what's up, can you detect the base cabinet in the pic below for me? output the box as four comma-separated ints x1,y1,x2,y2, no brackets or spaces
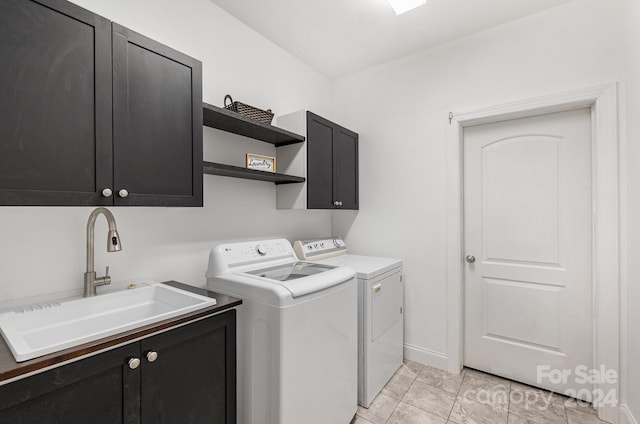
0,311,236,424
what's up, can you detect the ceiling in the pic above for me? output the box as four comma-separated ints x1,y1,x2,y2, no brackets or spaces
209,0,573,78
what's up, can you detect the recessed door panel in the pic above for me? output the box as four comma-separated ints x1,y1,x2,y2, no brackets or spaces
0,0,112,205
112,23,202,207
483,136,560,265
306,112,334,209
334,127,359,210
483,278,562,351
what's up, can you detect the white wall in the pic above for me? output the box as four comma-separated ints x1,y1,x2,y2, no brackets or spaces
623,0,640,420
331,0,626,370
0,0,333,302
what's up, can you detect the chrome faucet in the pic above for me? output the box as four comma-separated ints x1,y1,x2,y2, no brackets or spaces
84,208,122,297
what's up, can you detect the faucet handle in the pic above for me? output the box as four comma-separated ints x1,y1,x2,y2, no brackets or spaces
94,266,112,288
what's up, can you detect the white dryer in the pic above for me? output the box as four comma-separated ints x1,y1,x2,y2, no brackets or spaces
294,237,403,408
206,238,357,424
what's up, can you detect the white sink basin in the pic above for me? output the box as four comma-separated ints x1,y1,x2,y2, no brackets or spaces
0,281,217,362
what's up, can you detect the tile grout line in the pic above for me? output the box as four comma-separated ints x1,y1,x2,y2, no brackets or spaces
383,362,422,424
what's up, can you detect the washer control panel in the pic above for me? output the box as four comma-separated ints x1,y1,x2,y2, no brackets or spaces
293,237,346,261
212,238,294,268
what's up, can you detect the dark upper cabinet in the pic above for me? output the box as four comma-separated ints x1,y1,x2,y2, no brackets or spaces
0,0,202,206
112,24,202,207
0,0,113,206
307,112,359,210
0,310,236,424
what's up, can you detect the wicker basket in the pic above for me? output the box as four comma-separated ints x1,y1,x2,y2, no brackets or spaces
224,95,274,124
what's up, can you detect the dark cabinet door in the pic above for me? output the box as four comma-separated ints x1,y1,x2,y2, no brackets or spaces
306,112,359,210
140,310,236,424
333,126,359,210
307,112,335,209
0,0,112,206
0,343,141,423
112,23,203,207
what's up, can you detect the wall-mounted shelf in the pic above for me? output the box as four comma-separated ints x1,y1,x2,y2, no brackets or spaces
203,162,305,185
203,103,305,147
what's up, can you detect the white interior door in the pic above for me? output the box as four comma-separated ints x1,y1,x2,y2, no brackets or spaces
463,108,593,395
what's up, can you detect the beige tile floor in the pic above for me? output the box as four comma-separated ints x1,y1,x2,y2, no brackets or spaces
352,360,609,424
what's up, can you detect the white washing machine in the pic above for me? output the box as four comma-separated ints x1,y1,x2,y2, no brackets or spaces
206,238,357,424
294,237,403,408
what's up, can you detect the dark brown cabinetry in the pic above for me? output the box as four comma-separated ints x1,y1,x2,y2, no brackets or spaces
0,0,202,206
112,24,202,207
307,112,359,210
0,311,236,424
0,0,113,206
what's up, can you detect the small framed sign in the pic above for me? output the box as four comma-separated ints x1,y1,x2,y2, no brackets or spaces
246,153,276,173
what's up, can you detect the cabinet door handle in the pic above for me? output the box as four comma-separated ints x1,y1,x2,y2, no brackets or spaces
118,189,129,198
128,357,141,370
146,351,158,363
372,283,382,294
334,200,343,207
102,188,113,198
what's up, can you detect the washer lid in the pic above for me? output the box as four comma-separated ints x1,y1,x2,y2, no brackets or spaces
247,262,336,282
243,263,355,298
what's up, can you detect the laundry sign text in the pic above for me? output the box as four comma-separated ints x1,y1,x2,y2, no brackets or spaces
246,154,276,173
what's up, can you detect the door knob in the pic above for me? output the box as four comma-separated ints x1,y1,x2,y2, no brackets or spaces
118,189,129,198
465,255,476,264
128,357,141,370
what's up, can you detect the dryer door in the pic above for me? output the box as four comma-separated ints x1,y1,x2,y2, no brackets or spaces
371,271,403,341
363,269,404,407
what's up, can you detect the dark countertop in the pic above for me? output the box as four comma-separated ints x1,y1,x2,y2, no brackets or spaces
0,281,241,384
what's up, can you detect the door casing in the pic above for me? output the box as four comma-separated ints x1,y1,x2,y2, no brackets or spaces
446,83,620,423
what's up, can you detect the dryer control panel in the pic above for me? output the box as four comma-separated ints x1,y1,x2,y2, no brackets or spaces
294,237,347,261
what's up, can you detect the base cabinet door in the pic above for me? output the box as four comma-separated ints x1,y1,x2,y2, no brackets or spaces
0,343,141,423
141,311,237,424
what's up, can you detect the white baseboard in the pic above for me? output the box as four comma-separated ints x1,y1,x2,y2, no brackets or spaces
403,343,448,370
621,404,639,424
